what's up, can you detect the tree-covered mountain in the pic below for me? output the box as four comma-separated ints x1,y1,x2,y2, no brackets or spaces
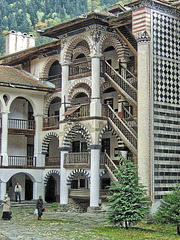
0,0,131,55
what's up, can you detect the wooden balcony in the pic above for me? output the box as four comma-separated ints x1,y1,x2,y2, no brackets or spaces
69,189,109,200
69,60,91,79
8,156,36,168
8,119,35,135
64,152,91,168
64,104,90,120
45,157,60,168
69,60,105,80
40,74,61,89
43,116,59,130
48,74,61,89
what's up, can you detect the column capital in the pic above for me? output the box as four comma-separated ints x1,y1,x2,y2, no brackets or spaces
90,53,103,59
1,110,10,114
34,114,44,118
61,61,71,67
137,30,150,44
89,145,102,150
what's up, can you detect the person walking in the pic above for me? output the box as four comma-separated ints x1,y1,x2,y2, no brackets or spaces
14,182,22,203
2,193,11,220
36,196,44,220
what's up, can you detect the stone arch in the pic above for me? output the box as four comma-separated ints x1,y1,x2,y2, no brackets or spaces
66,169,91,186
100,81,113,95
63,123,92,149
44,170,60,186
71,88,90,102
8,95,36,116
7,171,36,183
63,35,92,62
98,124,122,147
99,33,128,59
44,92,61,116
42,132,59,154
40,57,60,79
72,46,91,61
68,79,91,102
99,170,106,178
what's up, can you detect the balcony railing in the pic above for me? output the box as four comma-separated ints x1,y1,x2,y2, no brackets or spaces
45,157,60,167
69,60,91,77
48,74,61,89
64,152,91,168
40,74,61,89
8,156,36,167
43,116,59,129
8,119,35,130
65,104,90,120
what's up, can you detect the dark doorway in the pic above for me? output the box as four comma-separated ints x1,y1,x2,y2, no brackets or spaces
102,138,110,156
72,141,80,152
25,179,33,200
45,175,56,202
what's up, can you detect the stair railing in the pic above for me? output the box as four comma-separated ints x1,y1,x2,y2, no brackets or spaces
122,105,137,134
119,63,137,88
104,60,137,106
104,151,118,182
105,104,137,156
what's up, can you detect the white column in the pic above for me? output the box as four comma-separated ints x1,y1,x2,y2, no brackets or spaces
90,55,102,117
60,63,70,121
1,111,9,166
137,36,151,194
90,145,101,207
0,182,6,200
33,182,44,200
120,151,128,159
59,147,70,204
118,95,126,119
34,115,44,167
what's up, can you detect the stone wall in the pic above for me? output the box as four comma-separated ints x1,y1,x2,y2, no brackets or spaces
58,198,89,213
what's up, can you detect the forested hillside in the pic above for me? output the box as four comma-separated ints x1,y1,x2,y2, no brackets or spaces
0,0,131,55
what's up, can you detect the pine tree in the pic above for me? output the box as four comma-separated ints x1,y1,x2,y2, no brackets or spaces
155,186,180,235
107,156,150,229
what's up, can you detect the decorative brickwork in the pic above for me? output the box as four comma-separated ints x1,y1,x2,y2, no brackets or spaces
66,169,91,186
153,10,180,199
42,132,59,154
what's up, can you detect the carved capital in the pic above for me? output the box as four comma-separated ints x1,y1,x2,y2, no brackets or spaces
137,30,151,43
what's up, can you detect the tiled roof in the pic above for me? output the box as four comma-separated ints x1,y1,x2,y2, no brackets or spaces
0,65,54,91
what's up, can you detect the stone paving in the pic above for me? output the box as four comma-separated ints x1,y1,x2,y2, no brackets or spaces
0,204,109,240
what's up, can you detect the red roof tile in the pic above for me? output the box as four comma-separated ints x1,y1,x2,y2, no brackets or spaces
0,66,54,91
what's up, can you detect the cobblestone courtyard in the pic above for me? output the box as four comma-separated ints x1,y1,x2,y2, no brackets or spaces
0,204,109,240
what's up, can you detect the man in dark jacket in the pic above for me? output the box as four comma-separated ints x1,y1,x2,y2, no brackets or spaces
36,196,43,220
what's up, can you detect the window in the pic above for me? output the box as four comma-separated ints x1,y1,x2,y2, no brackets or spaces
71,180,78,189
80,179,85,188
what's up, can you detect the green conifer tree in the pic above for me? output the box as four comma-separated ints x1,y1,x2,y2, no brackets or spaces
155,186,180,235
107,156,150,229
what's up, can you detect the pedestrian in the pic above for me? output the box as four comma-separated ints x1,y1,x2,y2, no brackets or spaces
36,195,44,220
2,193,11,220
14,182,22,203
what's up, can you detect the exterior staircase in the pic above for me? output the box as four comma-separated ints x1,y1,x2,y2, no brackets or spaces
104,60,137,107
103,61,138,157
115,26,137,55
105,104,137,156
104,151,118,182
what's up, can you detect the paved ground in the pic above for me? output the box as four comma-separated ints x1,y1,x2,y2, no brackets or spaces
0,204,109,240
